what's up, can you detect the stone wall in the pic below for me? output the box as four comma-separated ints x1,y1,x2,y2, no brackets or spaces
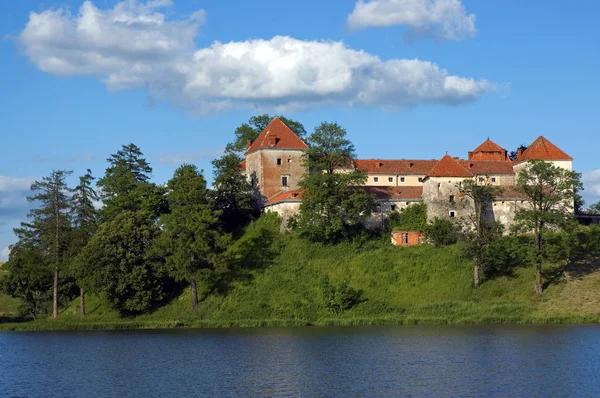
246,148,306,200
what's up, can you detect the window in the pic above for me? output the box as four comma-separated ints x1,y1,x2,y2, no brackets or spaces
391,205,396,211
388,177,394,183
277,158,282,165
478,176,484,183
402,233,408,244
491,177,497,183
281,176,288,187
374,177,379,183
449,195,455,202
418,177,423,182
400,177,406,183
449,211,456,218
287,158,292,163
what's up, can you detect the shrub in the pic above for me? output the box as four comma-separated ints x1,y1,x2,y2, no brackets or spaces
424,217,459,246
320,276,363,313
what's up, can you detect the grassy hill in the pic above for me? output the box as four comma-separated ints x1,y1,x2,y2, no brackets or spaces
1,233,599,331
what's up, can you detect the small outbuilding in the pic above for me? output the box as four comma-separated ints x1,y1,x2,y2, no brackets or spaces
391,231,424,246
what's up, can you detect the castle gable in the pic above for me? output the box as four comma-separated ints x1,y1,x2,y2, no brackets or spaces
425,154,473,179
246,118,308,153
514,136,572,164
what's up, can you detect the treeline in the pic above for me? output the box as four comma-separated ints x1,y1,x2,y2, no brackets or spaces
2,114,598,319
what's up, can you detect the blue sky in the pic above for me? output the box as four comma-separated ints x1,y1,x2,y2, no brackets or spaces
1,0,599,259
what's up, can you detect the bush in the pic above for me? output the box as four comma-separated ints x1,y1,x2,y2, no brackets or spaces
424,217,459,246
392,203,427,232
320,276,363,313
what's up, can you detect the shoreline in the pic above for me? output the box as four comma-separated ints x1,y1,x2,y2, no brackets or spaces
2,314,599,332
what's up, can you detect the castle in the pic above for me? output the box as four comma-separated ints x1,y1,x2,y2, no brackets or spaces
243,118,574,231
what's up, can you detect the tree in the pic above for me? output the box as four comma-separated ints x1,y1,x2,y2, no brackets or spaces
211,151,258,232
14,170,73,319
457,179,504,286
97,143,161,220
69,169,99,316
1,243,52,318
508,145,528,161
294,122,375,243
158,164,229,309
424,217,458,247
586,200,600,214
513,160,583,294
226,114,307,153
304,122,355,174
78,211,165,314
391,203,427,232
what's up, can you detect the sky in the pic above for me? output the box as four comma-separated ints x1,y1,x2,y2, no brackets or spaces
1,0,599,260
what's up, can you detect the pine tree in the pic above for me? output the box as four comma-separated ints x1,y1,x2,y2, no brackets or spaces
70,169,99,316
14,170,73,318
158,164,229,308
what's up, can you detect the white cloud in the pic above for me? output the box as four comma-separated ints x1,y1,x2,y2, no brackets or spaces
158,148,224,165
347,0,477,41
1,247,10,262
583,169,600,200
15,1,491,114
0,176,34,192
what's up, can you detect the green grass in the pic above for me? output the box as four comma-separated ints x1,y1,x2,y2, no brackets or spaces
2,235,600,331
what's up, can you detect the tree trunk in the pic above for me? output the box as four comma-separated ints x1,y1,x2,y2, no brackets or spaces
535,231,543,295
52,268,59,319
80,288,85,317
191,278,198,309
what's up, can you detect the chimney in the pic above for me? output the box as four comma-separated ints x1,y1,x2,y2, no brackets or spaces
517,148,524,156
468,151,473,160
453,157,459,160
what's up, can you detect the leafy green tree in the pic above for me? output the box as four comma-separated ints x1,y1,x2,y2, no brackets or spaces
320,276,362,313
14,170,73,319
391,203,427,232
97,143,165,220
78,211,165,314
304,121,355,174
586,200,600,214
157,164,229,309
226,114,307,153
1,244,52,318
513,160,583,294
424,218,459,247
69,169,99,316
457,179,504,286
294,122,374,243
211,151,258,232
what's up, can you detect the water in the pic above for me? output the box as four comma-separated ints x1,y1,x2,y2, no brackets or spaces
1,325,599,397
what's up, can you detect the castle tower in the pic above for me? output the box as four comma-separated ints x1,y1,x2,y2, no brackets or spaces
245,117,308,201
468,138,509,161
513,136,573,174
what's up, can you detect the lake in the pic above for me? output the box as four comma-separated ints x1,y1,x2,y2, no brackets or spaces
1,325,599,397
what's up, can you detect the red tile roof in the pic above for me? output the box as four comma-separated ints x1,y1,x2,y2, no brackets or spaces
364,186,423,200
264,189,304,206
473,138,506,153
246,118,308,153
239,159,246,171
426,155,473,178
355,159,438,175
514,136,572,164
494,186,528,200
462,160,514,175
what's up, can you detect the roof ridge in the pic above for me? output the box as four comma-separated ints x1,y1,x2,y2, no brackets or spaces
246,118,308,153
